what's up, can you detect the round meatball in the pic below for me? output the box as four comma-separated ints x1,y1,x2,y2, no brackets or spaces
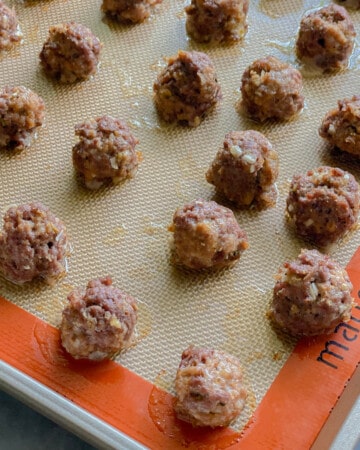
240,56,304,122
319,96,360,157
185,0,249,44
72,116,140,189
206,130,279,208
0,86,45,150
0,202,68,284
286,166,360,246
269,249,353,336
40,22,102,83
60,276,138,361
296,4,355,71
169,199,248,269
0,1,22,51
174,346,247,428
102,0,162,23
153,50,222,127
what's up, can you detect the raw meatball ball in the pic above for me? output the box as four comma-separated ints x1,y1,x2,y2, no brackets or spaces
286,166,360,246
174,346,247,428
296,4,355,71
153,50,222,127
240,56,304,122
40,22,102,83
169,199,248,269
0,86,45,150
185,0,249,44
319,95,360,156
0,1,22,51
60,276,138,361
102,0,162,23
269,249,353,336
206,130,279,208
0,202,68,284
72,115,140,189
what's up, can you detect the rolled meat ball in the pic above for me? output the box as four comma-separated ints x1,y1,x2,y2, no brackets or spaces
269,249,353,336
174,346,247,428
0,202,69,284
60,276,138,361
40,22,102,83
102,0,162,23
185,0,249,44
169,199,248,270
206,130,279,208
153,50,222,127
240,56,304,122
286,166,360,246
296,4,355,71
0,1,22,51
319,95,360,157
0,86,45,150
72,115,140,189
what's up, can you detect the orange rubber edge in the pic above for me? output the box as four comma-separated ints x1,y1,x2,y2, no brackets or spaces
0,247,359,449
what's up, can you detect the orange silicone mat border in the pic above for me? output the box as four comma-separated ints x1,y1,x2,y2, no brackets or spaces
0,248,360,449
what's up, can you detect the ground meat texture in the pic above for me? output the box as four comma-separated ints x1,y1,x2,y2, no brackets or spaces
174,346,247,428
206,130,279,208
0,203,68,284
0,1,22,51
240,56,304,122
0,86,45,150
72,116,140,189
270,249,353,336
286,166,360,246
60,277,138,361
102,0,162,23
169,199,248,269
319,96,360,157
39,22,102,83
153,50,222,127
185,0,249,44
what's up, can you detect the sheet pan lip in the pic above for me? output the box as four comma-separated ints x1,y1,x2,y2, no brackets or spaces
0,360,147,450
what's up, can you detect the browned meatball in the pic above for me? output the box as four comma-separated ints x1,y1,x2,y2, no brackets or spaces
336,0,360,8
174,346,247,428
72,116,140,189
0,202,68,284
0,86,45,150
169,199,248,269
240,56,304,122
153,50,222,127
0,1,22,51
206,130,279,208
40,22,102,83
296,5,355,71
269,249,353,336
185,0,249,44
102,0,162,23
319,96,360,156
60,277,138,361
286,166,360,246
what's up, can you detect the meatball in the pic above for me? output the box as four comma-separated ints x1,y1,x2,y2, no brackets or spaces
0,86,45,150
296,4,355,71
286,166,360,246
336,0,360,9
319,96,360,157
174,346,247,428
240,56,304,122
60,277,138,361
269,249,353,336
0,202,68,284
72,116,140,189
0,1,22,51
169,199,248,269
153,50,222,127
185,0,249,44
206,130,279,208
40,22,102,83
102,0,162,23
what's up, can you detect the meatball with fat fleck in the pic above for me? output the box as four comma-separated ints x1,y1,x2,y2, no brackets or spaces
0,1,22,51
102,0,162,23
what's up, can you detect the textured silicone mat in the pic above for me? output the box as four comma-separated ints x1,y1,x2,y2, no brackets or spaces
0,0,360,440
